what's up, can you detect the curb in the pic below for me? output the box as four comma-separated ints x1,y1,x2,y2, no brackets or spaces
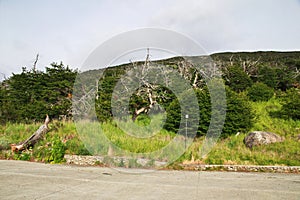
180,164,300,173
64,155,300,173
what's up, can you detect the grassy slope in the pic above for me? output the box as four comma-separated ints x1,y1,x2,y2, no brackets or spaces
194,97,300,166
0,98,299,166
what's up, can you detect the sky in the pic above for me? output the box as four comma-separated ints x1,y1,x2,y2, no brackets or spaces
0,0,300,79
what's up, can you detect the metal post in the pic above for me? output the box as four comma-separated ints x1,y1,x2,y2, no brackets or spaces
185,114,189,149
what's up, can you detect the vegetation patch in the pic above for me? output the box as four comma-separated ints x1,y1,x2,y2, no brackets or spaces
0,51,299,167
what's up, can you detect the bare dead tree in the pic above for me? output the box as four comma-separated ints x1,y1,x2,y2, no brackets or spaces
72,87,97,117
115,50,211,121
214,54,262,78
33,53,39,73
229,54,234,66
239,56,261,76
131,50,158,120
0,72,6,82
11,115,50,152
292,67,300,79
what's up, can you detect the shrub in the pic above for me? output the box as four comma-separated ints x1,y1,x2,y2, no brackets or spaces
280,88,300,120
247,82,274,102
65,138,91,155
14,151,32,161
165,86,254,138
222,88,255,137
257,65,277,88
223,65,253,92
49,137,66,163
33,136,66,163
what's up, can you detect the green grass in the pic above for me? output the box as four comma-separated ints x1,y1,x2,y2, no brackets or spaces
74,120,183,162
0,119,178,163
250,97,300,138
0,121,88,162
199,134,300,166
0,97,299,166
177,97,300,166
102,122,175,153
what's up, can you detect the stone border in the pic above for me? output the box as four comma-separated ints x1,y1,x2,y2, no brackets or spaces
64,155,300,173
180,164,300,173
64,154,167,168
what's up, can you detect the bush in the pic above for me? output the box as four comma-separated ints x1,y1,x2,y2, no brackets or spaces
49,137,66,163
195,88,211,136
280,88,300,120
222,88,255,137
0,63,77,123
65,138,91,155
33,136,66,163
165,86,254,138
257,65,277,88
14,151,32,161
223,65,253,92
198,86,254,138
164,99,181,133
247,82,274,102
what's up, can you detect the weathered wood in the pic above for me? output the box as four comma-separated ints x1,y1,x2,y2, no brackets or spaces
11,115,50,152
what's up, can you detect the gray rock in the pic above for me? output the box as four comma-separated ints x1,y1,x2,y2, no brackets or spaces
244,131,284,149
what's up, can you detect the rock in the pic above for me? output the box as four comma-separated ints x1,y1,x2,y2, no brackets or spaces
244,131,284,149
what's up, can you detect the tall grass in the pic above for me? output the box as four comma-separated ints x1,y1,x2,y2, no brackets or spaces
199,134,300,166
74,119,183,163
250,97,300,138
0,97,299,166
177,97,300,166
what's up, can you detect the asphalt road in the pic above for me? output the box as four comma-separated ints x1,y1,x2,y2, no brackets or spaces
0,160,299,200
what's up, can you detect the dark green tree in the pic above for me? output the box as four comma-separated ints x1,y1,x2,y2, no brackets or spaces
43,62,77,119
164,98,181,133
0,63,77,123
247,82,274,102
96,68,125,122
275,66,294,91
280,88,300,120
257,65,277,88
223,88,254,137
165,86,254,138
223,65,253,92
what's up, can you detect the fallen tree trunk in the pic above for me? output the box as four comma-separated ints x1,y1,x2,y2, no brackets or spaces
11,115,50,152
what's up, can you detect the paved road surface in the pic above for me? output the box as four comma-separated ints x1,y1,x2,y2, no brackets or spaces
0,160,299,200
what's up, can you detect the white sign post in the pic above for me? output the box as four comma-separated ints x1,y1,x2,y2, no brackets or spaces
185,114,189,149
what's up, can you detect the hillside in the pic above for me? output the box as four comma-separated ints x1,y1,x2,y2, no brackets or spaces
0,51,299,167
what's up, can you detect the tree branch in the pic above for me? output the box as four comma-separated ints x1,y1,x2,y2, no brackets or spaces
11,115,50,152
33,53,39,73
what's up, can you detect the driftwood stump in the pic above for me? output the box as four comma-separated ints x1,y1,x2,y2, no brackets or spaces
10,115,50,152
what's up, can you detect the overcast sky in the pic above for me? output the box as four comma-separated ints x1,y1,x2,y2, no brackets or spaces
0,0,300,79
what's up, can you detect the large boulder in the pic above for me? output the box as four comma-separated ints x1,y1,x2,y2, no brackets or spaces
244,131,284,149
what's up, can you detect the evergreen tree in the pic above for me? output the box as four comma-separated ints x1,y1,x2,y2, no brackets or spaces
223,88,254,137
223,65,253,92
0,63,77,123
280,88,300,120
257,65,277,88
165,86,254,138
247,82,274,102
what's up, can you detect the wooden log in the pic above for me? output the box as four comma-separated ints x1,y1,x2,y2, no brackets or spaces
11,115,50,152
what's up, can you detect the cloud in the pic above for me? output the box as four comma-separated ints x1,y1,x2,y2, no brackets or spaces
149,0,300,52
0,0,299,77
149,0,242,51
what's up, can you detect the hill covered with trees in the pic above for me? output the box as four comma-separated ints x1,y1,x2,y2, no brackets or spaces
1,51,299,138
0,51,299,166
